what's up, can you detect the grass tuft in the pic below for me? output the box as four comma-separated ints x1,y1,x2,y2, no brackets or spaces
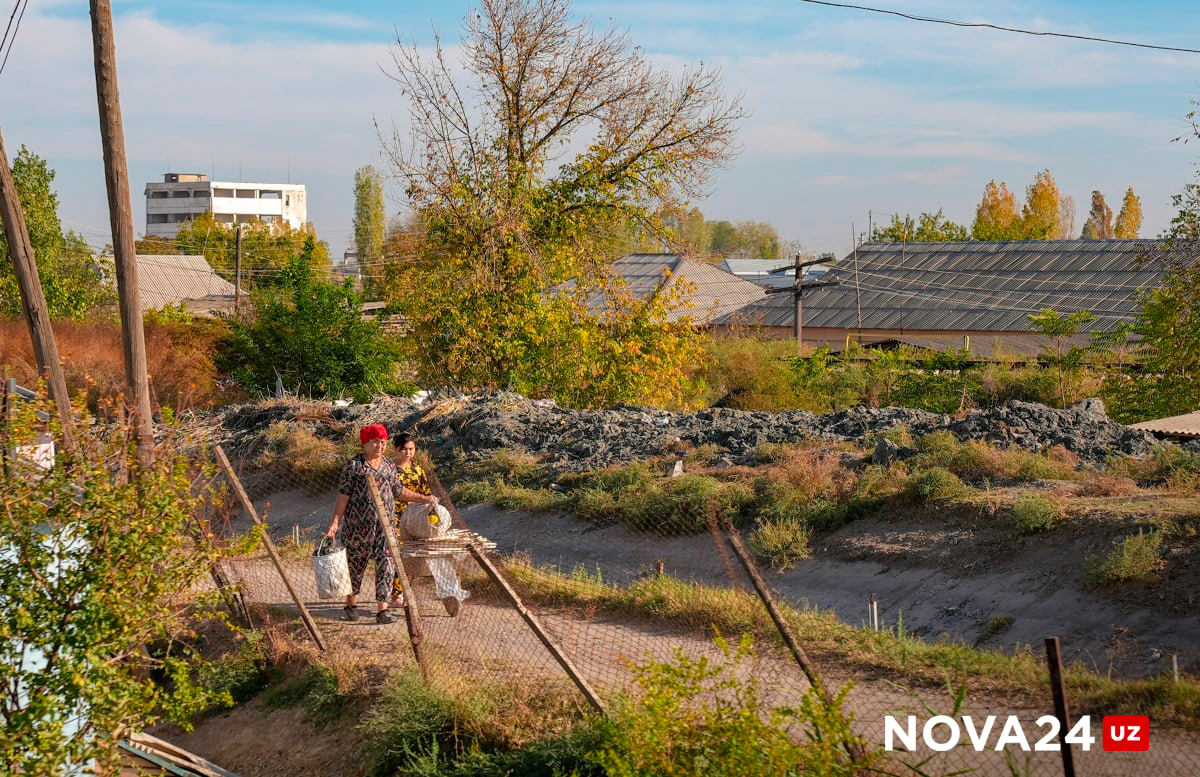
1084,529,1163,586
1011,492,1066,534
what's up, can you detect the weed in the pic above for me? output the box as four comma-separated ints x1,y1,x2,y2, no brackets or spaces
590,636,870,777
974,616,1015,647
1076,473,1139,497
453,478,498,505
199,630,272,707
904,466,968,502
748,517,812,570
1011,492,1065,534
1084,530,1164,586
492,483,572,513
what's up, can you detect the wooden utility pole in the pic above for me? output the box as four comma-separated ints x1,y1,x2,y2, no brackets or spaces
90,0,154,464
767,255,836,353
0,129,77,453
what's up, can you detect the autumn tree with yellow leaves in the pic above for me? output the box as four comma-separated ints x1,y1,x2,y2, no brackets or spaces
1114,187,1143,238
378,0,743,407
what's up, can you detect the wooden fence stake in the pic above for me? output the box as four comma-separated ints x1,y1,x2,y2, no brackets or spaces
365,473,428,680
214,445,326,651
722,517,866,762
1045,636,1078,777
424,467,606,714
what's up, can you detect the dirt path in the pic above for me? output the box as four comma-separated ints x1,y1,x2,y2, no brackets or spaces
183,491,1200,776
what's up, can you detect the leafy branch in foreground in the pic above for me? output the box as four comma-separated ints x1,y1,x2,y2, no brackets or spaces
0,397,225,775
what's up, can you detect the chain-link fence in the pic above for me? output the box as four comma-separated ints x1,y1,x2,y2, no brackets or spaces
204,404,1199,777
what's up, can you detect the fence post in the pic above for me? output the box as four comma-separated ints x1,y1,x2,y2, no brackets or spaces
424,466,606,714
214,445,327,651
1045,636,1077,777
365,473,428,680
722,518,866,762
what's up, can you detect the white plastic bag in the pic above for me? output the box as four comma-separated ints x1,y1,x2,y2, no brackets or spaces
311,539,352,599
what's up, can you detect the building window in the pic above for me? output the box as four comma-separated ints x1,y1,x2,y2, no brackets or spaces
260,190,281,200
171,190,190,198
235,189,256,199
213,188,234,198
150,191,169,199
148,214,169,224
215,213,235,223
261,215,277,224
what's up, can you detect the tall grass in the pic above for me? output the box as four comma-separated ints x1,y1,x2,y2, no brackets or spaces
0,317,236,412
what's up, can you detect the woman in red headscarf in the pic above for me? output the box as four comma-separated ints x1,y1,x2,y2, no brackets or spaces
324,424,402,624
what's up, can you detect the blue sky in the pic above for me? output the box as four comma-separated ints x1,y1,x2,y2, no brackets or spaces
4,0,1200,259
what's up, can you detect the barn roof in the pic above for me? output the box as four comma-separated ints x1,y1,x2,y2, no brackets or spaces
719,239,1177,331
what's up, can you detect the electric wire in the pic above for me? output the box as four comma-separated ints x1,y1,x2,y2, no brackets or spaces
795,0,1200,55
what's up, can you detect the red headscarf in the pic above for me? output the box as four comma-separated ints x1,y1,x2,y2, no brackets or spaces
359,423,389,444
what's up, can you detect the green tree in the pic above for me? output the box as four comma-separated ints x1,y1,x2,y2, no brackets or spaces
872,209,968,242
1087,190,1114,239
353,164,386,290
218,236,406,400
1,399,225,775
380,0,741,406
971,180,1021,240
1114,186,1142,238
173,213,330,288
0,146,115,319
1028,308,1097,406
1102,101,1200,421
1080,218,1098,240
706,219,780,258
1020,169,1064,239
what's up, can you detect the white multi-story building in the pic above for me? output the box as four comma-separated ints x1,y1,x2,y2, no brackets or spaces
144,173,307,238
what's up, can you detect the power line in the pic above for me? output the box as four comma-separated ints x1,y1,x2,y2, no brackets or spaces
795,0,1200,55
0,0,28,77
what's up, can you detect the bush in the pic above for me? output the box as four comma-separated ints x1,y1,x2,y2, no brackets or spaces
200,631,272,706
748,518,812,570
1,397,226,774
905,466,968,502
1012,492,1065,534
1085,530,1163,586
589,637,870,777
619,474,733,535
218,244,410,401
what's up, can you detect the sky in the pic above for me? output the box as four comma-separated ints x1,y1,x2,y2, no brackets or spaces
2,0,1200,260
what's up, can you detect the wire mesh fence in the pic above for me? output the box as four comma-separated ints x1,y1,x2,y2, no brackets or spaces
204,402,1199,777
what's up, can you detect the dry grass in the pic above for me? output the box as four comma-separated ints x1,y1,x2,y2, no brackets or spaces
249,423,346,494
0,317,237,412
1076,473,1139,497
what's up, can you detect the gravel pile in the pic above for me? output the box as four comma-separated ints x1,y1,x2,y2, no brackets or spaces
214,393,1166,472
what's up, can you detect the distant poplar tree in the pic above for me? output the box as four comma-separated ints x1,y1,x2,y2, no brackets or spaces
1114,187,1142,238
1020,169,1064,239
972,180,1021,240
353,164,385,286
1087,190,1114,239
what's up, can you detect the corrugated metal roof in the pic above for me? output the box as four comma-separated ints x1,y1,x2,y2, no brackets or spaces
1128,411,1200,438
719,239,1178,331
722,258,794,276
580,253,767,324
133,254,238,312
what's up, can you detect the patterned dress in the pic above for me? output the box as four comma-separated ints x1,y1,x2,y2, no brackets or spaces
336,454,400,602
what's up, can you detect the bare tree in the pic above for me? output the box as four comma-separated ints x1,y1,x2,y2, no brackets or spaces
380,0,743,264
376,0,744,400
